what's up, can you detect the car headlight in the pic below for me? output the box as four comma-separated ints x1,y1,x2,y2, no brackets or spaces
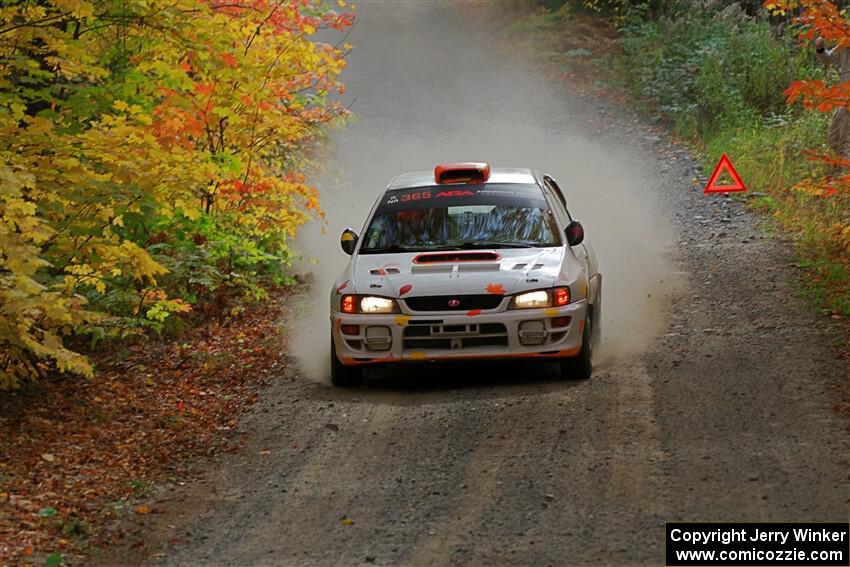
341,294,398,314
510,287,571,309
512,290,550,309
360,296,396,313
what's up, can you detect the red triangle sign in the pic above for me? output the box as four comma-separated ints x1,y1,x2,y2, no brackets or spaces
703,153,747,194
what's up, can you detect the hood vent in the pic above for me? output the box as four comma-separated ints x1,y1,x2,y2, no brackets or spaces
412,264,453,274
458,263,500,272
369,267,401,276
413,251,500,264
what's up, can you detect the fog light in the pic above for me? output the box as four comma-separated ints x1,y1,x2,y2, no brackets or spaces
518,320,547,346
551,316,571,329
363,326,392,351
341,324,360,336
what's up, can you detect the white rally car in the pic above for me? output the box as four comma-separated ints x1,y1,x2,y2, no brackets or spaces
330,163,601,386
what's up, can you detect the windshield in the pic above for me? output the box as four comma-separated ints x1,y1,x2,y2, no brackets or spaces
360,183,561,253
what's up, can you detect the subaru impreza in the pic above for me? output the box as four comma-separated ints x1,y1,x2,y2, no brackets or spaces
329,163,602,386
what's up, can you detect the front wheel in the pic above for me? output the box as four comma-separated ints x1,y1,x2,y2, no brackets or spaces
560,312,592,380
331,340,364,387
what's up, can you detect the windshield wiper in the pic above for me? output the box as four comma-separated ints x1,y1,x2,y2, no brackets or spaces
409,242,535,251
457,241,534,249
362,241,546,254
360,244,412,254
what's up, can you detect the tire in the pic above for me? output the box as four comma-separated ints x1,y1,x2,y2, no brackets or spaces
560,310,593,380
331,340,364,387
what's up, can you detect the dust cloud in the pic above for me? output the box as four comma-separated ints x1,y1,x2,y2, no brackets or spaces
289,2,676,381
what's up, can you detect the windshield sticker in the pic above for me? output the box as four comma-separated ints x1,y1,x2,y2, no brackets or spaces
378,184,546,212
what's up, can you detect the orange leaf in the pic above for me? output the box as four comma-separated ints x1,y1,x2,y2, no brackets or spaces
486,283,505,295
221,52,238,68
135,504,151,514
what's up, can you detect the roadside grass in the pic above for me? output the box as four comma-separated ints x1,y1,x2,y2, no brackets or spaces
490,2,850,326
701,113,850,317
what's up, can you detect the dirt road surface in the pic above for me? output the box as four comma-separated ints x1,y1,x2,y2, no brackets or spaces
105,3,849,566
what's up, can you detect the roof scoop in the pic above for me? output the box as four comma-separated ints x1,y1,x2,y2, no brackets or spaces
434,162,490,184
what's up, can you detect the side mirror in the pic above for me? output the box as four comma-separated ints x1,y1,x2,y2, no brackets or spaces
340,228,358,255
566,221,584,246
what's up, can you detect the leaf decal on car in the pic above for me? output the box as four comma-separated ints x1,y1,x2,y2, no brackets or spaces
485,283,505,295
466,309,481,317
398,284,412,296
336,280,349,294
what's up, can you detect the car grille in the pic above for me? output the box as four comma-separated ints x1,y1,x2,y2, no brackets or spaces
403,323,508,350
404,294,504,312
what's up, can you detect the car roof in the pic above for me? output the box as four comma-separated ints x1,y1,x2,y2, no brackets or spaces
385,167,539,191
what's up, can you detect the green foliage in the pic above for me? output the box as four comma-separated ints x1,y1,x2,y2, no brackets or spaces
703,112,830,192
530,0,777,17
128,478,150,497
619,10,825,135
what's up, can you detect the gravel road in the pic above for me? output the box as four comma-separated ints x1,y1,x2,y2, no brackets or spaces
106,3,849,566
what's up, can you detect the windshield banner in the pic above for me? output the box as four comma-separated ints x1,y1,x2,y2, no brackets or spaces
377,184,547,213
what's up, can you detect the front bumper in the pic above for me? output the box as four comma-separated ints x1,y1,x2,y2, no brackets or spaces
331,301,587,366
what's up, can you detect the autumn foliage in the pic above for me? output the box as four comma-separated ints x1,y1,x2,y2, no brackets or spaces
0,0,354,388
767,1,850,201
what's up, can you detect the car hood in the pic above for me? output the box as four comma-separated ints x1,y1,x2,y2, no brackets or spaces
350,248,571,298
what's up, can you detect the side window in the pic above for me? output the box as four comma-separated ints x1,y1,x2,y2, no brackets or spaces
543,175,571,220
543,176,571,227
